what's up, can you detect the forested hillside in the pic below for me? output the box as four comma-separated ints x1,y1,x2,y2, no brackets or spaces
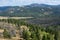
0,19,60,40
0,4,60,18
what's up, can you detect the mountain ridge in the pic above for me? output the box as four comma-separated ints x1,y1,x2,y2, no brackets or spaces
0,3,60,18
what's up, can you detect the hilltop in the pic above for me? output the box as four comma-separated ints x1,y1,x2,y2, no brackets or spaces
0,4,60,18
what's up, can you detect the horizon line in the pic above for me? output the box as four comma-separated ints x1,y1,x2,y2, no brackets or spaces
0,3,60,7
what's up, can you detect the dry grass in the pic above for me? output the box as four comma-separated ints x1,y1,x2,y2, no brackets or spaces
0,16,33,19
0,29,4,33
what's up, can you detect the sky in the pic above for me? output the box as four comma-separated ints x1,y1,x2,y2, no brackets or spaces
0,0,60,6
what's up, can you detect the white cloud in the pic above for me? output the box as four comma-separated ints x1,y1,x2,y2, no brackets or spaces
0,0,60,6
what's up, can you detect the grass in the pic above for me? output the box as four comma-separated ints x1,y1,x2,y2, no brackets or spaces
0,16,33,19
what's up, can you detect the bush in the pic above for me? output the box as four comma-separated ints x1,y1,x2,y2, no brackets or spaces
3,29,11,38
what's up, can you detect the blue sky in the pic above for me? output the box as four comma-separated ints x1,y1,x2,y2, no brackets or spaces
0,0,60,6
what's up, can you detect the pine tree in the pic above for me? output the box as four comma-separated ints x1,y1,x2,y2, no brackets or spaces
22,29,30,40
31,31,37,40
3,29,11,38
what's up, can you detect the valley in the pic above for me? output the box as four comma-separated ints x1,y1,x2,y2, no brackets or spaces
0,4,60,40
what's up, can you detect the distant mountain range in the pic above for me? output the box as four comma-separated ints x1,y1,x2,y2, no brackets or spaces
0,3,60,18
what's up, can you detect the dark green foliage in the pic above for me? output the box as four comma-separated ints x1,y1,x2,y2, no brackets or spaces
31,31,37,40
47,35,50,40
22,29,30,40
0,19,60,40
35,26,41,40
42,35,50,40
3,29,11,38
42,35,47,40
54,31,60,40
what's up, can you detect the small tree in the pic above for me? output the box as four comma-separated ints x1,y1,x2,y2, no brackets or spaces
31,31,37,40
42,35,47,40
22,29,30,40
3,29,11,38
